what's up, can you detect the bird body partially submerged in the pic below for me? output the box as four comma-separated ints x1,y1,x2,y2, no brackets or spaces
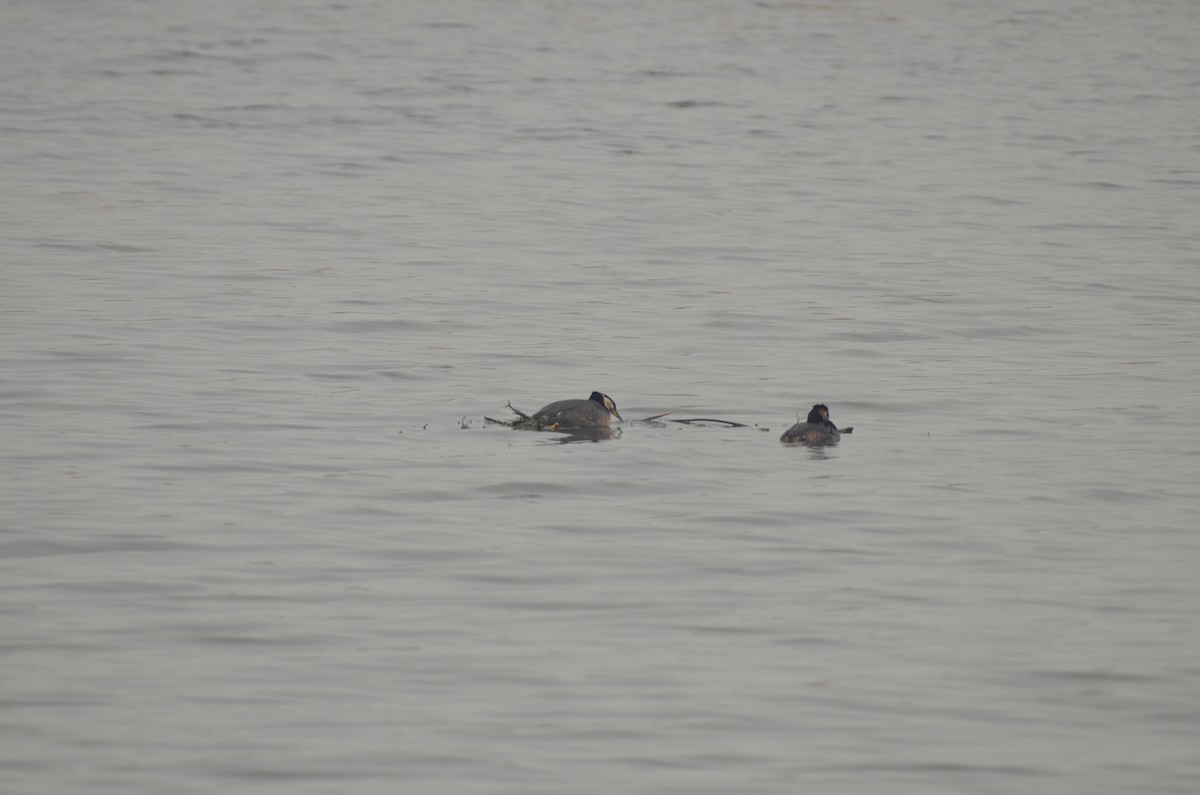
530,391,623,430
780,403,851,446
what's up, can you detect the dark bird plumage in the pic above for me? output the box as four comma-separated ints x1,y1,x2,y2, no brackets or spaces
780,403,851,446
532,391,623,430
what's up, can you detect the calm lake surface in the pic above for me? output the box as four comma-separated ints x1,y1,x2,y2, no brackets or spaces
3,1,1199,792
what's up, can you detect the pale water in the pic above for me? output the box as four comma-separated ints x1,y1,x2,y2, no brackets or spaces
2,1,1199,793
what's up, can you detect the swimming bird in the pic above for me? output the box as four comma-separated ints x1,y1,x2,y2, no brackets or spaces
780,403,850,446
532,391,623,430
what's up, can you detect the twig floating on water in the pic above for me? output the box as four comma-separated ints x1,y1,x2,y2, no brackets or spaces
667,420,748,427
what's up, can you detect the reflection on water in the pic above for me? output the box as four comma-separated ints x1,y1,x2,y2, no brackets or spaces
535,426,623,444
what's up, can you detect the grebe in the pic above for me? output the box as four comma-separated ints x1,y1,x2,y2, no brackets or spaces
532,391,623,430
780,403,850,446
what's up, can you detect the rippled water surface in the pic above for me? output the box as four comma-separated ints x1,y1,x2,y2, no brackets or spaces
3,1,1199,793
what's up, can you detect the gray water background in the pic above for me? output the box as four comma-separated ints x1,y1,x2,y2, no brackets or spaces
3,1,1199,792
